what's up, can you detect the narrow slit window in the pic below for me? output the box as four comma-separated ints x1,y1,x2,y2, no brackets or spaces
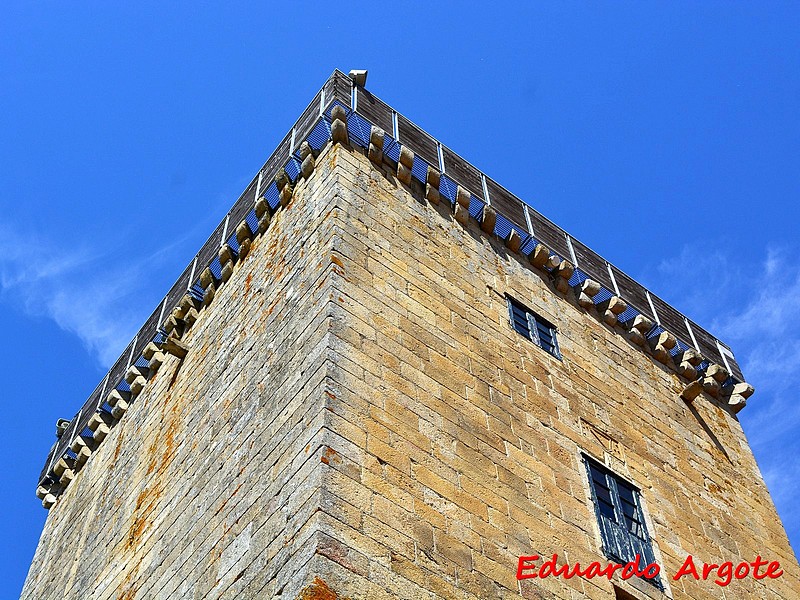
506,296,561,359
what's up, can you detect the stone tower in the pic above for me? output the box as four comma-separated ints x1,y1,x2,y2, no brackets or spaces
23,70,798,600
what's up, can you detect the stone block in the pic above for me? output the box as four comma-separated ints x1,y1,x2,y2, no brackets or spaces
456,186,471,209
301,154,315,179
368,143,382,164
426,166,441,189
331,118,348,145
279,185,293,207
369,126,384,149
255,197,270,219
274,168,291,191
399,145,414,169
163,336,189,359
129,375,147,398
142,342,160,360
454,202,470,225
106,389,129,408
111,400,129,420
299,141,314,160
236,220,253,244
397,162,412,185
199,267,214,288
220,261,234,283
218,244,234,266
93,423,111,443
706,363,729,383
505,229,521,253
425,184,440,205
88,412,113,432
529,243,551,269
238,238,251,258
681,380,703,402
481,206,496,234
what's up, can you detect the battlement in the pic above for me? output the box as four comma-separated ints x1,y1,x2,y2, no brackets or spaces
36,69,750,505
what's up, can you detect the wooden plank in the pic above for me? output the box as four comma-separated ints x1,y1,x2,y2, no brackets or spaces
569,238,614,290
441,146,483,199
355,88,393,135
526,208,571,259
294,89,324,144
397,114,438,167
647,292,697,351
485,178,528,231
610,266,656,320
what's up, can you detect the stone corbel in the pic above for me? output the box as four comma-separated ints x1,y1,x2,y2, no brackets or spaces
330,105,349,146
627,315,653,346
596,295,627,326
456,186,471,209
551,260,574,294
721,382,754,414
529,243,551,269
236,220,253,258
398,146,414,185
454,202,470,225
505,229,521,253
648,331,677,365
299,141,316,179
702,363,729,397
575,279,601,309
425,167,441,205
481,206,496,234
219,244,235,283
275,167,293,207
673,348,702,380
254,197,271,235
368,126,384,164
70,436,92,471
681,379,704,402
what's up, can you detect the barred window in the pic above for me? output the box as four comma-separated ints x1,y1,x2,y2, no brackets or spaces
584,456,660,586
507,296,561,359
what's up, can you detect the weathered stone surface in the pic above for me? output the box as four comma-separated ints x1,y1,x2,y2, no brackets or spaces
505,228,521,253
218,244,234,266
398,145,414,169
453,202,469,225
480,205,496,233
456,185,470,208
426,165,441,189
396,162,412,185
425,183,440,205
369,125,384,149
22,142,798,600
529,243,551,269
236,220,253,244
331,118,348,145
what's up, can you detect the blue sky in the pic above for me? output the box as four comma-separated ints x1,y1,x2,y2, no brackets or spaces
2,2,798,597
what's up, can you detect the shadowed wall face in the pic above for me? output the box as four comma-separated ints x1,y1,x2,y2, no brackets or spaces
21,145,350,600
22,143,799,600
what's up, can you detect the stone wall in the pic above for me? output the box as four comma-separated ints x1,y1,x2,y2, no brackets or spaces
22,140,799,600
302,144,799,599
22,143,350,600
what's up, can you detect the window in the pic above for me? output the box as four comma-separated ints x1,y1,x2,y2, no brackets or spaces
507,296,561,359
584,456,660,585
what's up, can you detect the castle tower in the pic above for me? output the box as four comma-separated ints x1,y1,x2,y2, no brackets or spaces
23,70,798,600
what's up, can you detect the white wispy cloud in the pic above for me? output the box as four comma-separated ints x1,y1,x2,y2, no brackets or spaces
648,242,800,550
0,225,181,367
